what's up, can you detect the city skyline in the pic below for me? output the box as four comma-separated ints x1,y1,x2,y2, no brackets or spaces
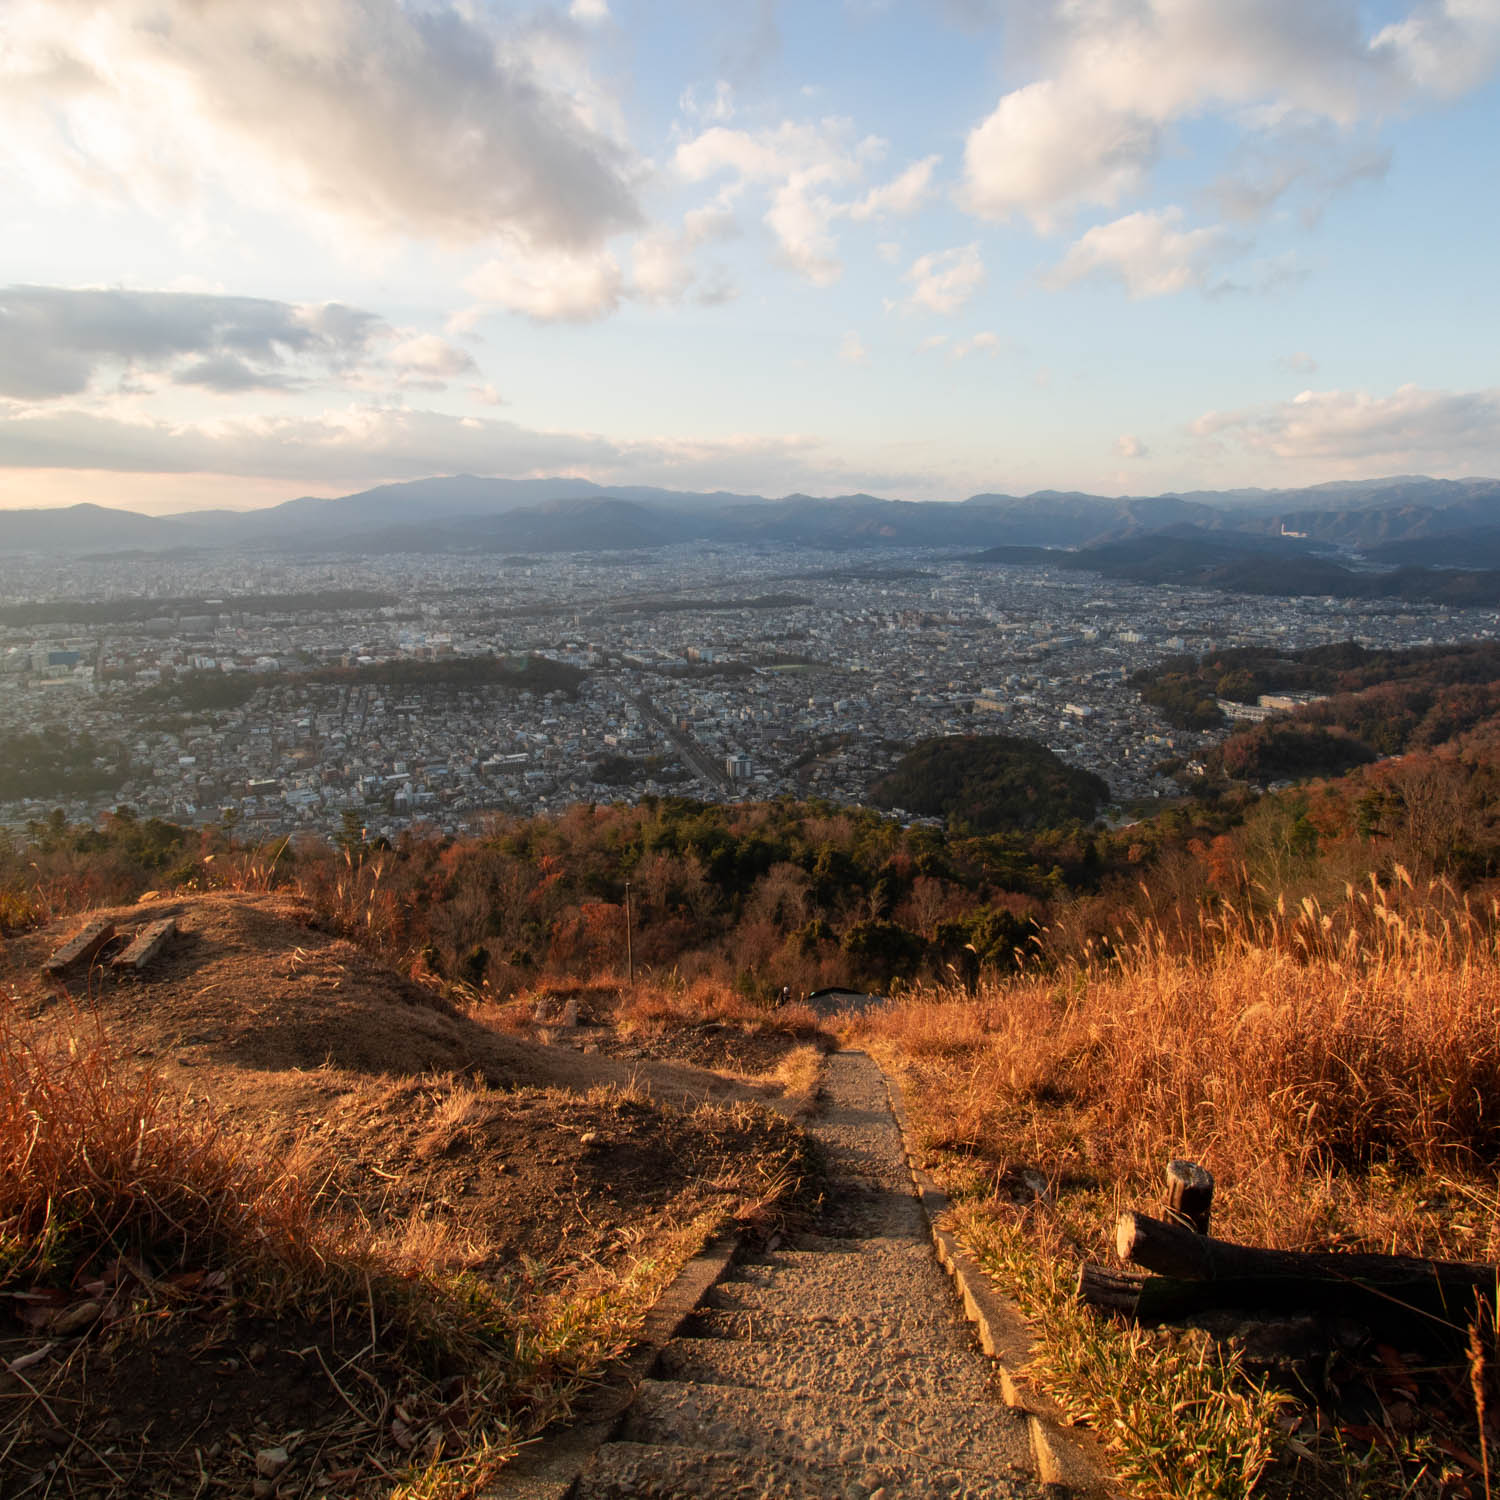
3,0,1499,514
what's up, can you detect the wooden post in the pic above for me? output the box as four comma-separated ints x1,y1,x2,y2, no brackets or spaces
1164,1159,1214,1235
623,880,633,986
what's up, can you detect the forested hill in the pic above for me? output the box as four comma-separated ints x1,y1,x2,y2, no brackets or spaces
868,734,1109,833
1136,640,1500,785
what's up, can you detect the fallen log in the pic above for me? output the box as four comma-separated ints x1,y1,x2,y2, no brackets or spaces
1076,1263,1146,1316
1118,1210,1498,1292
1114,1210,1498,1347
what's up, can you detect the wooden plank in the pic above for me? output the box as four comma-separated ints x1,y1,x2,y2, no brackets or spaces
112,918,176,972
42,919,115,975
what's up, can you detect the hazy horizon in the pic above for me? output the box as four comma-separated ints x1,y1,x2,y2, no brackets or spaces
12,469,1500,523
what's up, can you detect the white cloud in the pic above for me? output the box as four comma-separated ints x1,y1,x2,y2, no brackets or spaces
386,334,479,384
765,180,846,284
963,80,1159,230
1050,209,1239,299
1191,383,1500,470
1374,0,1500,96
839,331,871,366
464,246,623,322
0,0,641,251
0,397,861,498
848,155,940,220
904,243,985,315
1115,433,1148,458
632,235,697,304
0,285,477,398
631,203,740,305
1279,351,1320,374
676,119,883,284
959,0,1500,230
1208,122,1391,226
952,331,1001,359
675,120,934,285
679,80,735,122
569,0,610,23
919,334,949,353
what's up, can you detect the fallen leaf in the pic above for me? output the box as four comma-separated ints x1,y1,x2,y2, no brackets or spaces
5,1342,56,1374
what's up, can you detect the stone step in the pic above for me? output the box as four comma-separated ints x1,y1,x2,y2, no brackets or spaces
653,1334,995,1403
575,1439,1036,1500
620,1378,1033,1477
682,1304,969,1350
742,1237,935,1269
707,1275,971,1331
730,1250,956,1301
777,1229,931,1254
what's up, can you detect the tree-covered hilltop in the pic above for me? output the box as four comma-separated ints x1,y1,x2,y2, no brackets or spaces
1130,640,1500,784
868,734,1109,833
0,728,132,803
1133,640,1500,731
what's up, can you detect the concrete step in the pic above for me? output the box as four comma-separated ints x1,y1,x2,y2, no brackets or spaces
620,1377,1033,1477
729,1249,957,1302
574,1439,1037,1500
653,1334,996,1403
681,1304,967,1349
707,1274,969,1329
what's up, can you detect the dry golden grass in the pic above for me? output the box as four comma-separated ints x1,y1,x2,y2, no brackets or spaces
852,880,1500,1497
0,1011,810,1497
613,974,825,1040
0,1014,325,1293
860,879,1500,1253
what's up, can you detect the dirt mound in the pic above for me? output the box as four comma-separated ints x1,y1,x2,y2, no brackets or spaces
1,895,817,1499
3,892,773,1121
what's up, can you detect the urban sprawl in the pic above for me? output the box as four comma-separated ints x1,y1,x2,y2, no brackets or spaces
5,545,1493,838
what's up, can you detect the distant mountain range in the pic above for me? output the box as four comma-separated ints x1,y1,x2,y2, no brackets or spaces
5,474,1500,603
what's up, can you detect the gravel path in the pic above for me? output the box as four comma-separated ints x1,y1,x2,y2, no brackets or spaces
574,1051,1046,1498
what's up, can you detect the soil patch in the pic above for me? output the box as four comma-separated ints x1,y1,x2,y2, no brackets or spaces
595,1019,819,1076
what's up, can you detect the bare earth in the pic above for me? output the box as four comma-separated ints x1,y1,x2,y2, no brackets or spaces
573,1051,1048,1498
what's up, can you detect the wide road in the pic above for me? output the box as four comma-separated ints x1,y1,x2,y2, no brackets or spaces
633,690,735,793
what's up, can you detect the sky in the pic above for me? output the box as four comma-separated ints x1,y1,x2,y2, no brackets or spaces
2,0,1499,514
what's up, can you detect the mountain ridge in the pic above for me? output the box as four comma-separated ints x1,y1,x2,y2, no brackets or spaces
2,472,1499,558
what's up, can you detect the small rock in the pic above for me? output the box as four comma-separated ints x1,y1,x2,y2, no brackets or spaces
50,1300,102,1337
256,1445,289,1479
252,1480,275,1500
247,1341,268,1364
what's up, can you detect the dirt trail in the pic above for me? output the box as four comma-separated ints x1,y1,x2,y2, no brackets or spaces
573,1050,1047,1498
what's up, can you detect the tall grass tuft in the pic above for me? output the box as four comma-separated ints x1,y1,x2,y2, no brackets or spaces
0,1013,324,1291
866,882,1500,1211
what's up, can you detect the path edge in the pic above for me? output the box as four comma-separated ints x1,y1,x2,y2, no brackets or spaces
881,1064,1121,1500
479,1215,746,1500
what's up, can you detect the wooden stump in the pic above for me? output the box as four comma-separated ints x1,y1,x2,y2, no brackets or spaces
1164,1159,1214,1235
